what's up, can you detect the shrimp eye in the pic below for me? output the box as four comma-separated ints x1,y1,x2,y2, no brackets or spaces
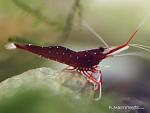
99,47,105,52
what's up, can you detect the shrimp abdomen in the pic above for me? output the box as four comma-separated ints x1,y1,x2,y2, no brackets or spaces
13,43,77,66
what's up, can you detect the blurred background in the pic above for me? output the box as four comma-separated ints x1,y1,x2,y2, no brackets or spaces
0,0,150,113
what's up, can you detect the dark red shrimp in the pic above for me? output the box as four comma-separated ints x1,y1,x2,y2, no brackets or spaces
5,27,138,100
5,42,107,98
5,16,149,100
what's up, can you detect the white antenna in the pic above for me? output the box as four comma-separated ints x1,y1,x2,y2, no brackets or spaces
130,44,150,53
131,44,150,49
114,52,144,57
82,20,109,48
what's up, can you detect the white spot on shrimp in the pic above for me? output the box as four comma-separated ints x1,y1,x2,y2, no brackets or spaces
84,54,87,56
28,44,32,46
77,56,79,60
62,52,65,55
94,52,97,55
56,46,59,48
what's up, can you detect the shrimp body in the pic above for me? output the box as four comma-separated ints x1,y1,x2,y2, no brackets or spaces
15,44,106,69
8,43,105,98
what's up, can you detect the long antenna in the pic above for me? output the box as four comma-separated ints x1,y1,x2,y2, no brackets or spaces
126,13,150,45
114,52,146,57
82,20,109,48
130,44,150,53
131,43,150,49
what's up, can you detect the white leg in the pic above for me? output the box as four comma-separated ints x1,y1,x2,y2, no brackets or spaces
94,82,102,101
